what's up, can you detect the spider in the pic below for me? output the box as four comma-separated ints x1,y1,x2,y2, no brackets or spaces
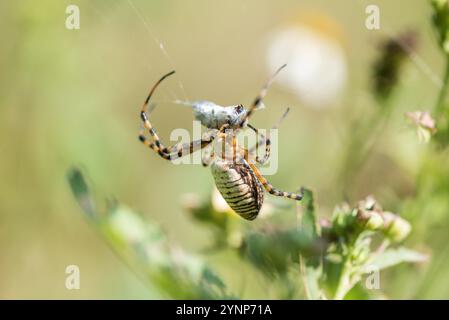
138,65,303,220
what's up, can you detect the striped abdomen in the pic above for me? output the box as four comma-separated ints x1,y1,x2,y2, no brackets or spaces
211,158,264,220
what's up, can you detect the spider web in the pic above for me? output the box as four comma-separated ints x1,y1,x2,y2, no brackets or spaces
87,0,189,104
125,0,189,102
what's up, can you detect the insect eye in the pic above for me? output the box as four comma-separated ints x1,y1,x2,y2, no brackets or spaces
235,105,244,113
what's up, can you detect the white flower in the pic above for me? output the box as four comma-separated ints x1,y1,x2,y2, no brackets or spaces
266,14,347,109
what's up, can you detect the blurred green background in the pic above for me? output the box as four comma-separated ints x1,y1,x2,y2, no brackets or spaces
0,0,445,299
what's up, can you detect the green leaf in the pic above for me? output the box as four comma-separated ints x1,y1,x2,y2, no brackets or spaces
67,167,231,299
298,188,318,239
367,247,428,271
106,205,164,245
67,167,96,219
296,188,324,299
201,268,226,292
301,262,323,300
241,228,312,276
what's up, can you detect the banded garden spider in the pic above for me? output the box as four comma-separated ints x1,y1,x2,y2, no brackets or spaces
138,65,303,220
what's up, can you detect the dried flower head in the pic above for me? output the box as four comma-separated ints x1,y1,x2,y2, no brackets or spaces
372,31,417,101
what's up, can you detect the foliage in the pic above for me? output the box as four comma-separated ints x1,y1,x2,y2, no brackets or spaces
69,170,425,299
67,168,231,299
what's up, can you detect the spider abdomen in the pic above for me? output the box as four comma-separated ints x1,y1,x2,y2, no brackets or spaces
211,158,264,220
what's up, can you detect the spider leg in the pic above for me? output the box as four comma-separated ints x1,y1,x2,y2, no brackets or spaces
240,147,302,201
138,71,218,161
201,143,215,167
238,64,287,127
139,135,215,161
247,124,270,164
251,162,303,200
139,71,176,153
232,135,238,163
246,108,290,165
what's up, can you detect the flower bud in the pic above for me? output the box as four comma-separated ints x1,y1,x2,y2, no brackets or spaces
351,240,370,264
382,212,412,242
356,209,384,231
331,204,356,235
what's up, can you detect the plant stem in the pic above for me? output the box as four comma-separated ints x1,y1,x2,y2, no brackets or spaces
338,104,392,196
435,57,449,116
334,248,352,300
334,256,352,300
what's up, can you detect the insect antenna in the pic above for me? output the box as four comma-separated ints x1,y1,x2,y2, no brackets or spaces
172,99,195,107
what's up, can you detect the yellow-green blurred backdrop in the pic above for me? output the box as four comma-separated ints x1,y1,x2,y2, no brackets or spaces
0,0,444,298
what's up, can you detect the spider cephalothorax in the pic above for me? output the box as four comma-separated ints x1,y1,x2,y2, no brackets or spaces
138,65,303,220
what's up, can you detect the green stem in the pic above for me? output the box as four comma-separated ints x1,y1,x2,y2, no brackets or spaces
435,57,449,116
334,249,354,300
338,104,392,195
